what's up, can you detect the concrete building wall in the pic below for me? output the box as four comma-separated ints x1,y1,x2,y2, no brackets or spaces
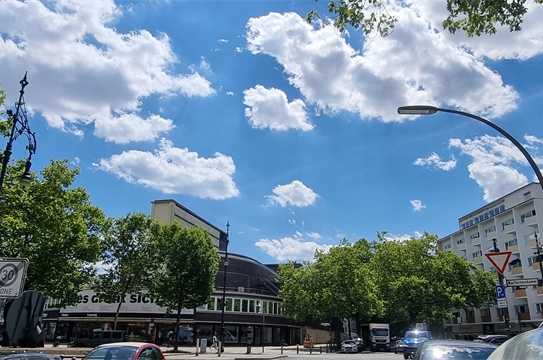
438,183,543,333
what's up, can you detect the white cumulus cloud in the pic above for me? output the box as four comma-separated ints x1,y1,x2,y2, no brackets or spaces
255,233,332,262
410,199,426,212
246,11,517,122
94,113,174,144
243,85,313,131
267,180,318,207
449,135,530,202
96,139,239,200
414,152,457,171
0,0,214,142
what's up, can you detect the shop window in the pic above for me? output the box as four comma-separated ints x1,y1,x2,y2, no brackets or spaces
242,299,248,312
273,302,278,315
249,299,255,313
256,300,262,313
537,303,543,313
234,298,241,312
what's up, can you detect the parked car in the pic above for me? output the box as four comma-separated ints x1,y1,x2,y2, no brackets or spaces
0,354,61,360
488,328,543,360
476,335,509,346
397,330,432,359
341,339,359,353
413,340,496,360
84,343,165,360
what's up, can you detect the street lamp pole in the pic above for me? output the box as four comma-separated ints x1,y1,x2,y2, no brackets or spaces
219,221,230,357
397,105,543,192
0,72,36,195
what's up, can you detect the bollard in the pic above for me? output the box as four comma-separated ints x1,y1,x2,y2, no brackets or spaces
310,346,312,355
281,345,283,355
218,341,221,357
195,338,199,356
297,345,299,354
320,346,322,354
246,345,251,354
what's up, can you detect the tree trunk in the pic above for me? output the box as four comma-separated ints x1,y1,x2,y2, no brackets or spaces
174,301,181,352
347,318,352,339
113,288,129,331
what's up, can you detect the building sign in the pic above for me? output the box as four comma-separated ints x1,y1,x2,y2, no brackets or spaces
460,204,506,230
58,290,193,315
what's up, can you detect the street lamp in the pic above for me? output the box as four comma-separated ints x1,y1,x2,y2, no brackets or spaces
0,73,36,194
398,104,543,295
218,221,230,357
397,105,543,191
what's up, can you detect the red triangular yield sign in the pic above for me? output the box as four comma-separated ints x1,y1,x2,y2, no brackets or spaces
485,251,512,273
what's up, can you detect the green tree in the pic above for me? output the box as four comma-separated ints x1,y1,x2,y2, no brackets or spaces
279,240,382,342
371,234,495,330
0,160,106,304
94,214,159,330
149,225,219,351
310,0,543,37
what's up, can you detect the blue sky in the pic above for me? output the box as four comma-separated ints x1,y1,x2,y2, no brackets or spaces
2,0,543,263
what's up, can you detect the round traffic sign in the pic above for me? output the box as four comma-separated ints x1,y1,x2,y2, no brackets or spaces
0,263,18,287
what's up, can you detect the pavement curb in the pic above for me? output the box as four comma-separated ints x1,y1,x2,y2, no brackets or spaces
234,356,287,360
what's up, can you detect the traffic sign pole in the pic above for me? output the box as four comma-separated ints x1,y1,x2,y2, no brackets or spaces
490,239,510,325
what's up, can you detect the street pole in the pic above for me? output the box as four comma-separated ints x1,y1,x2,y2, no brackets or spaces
535,232,543,285
0,73,33,195
219,222,230,357
397,106,543,193
492,239,510,326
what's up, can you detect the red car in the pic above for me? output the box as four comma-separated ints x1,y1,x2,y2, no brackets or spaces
84,342,165,360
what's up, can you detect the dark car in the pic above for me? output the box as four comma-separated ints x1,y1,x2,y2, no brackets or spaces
84,343,165,360
0,353,61,360
398,330,432,359
414,340,496,360
476,335,509,346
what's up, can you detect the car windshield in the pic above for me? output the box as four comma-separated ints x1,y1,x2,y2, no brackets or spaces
343,340,356,345
371,328,389,336
422,345,495,360
406,331,431,339
85,347,137,360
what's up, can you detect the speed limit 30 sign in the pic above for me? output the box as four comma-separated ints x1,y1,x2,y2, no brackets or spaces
0,258,28,298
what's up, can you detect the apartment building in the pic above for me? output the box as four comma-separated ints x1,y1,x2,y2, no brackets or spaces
438,182,543,336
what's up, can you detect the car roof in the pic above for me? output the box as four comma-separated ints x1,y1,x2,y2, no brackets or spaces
422,340,497,348
97,342,155,348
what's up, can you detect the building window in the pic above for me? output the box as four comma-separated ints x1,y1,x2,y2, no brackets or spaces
485,225,496,234
207,297,216,311
249,299,255,313
242,299,248,312
470,232,480,239
502,218,514,230
472,250,482,258
226,298,233,312
234,298,241,312
256,300,261,313
521,209,536,223
537,304,543,313
456,238,465,245
273,302,278,315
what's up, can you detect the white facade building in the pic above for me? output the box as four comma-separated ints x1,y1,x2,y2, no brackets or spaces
438,182,543,335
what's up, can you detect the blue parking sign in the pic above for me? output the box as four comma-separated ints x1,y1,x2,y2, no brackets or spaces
496,285,506,300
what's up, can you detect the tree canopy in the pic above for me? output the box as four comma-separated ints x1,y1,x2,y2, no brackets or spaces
94,213,159,329
148,225,219,351
0,160,106,303
278,233,495,335
309,0,543,37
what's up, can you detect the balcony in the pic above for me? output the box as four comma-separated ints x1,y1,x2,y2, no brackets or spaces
514,288,527,298
503,224,515,233
506,244,519,252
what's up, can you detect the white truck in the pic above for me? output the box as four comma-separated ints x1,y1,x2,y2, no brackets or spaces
368,323,390,351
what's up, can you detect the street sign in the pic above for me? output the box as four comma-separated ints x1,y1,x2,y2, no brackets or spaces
506,278,539,287
497,298,508,309
485,251,512,273
0,258,28,299
496,285,506,300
